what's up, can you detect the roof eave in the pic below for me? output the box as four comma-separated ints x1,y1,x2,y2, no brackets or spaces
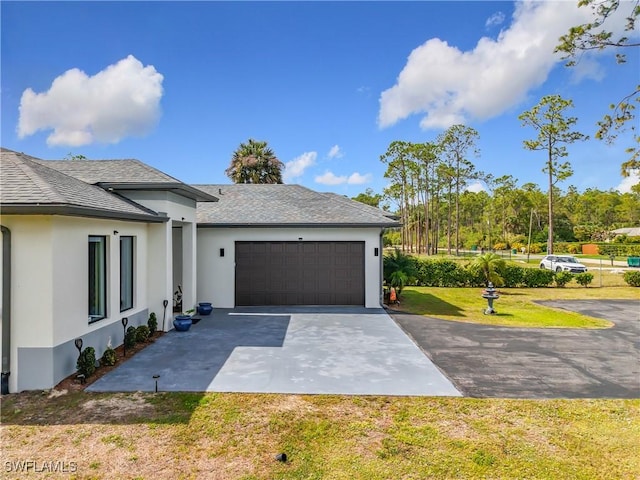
99,182,219,202
196,222,401,228
0,204,168,223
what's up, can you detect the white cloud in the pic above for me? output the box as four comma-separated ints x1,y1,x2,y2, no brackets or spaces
616,171,639,193
283,151,317,182
18,55,164,146
485,11,505,28
378,1,603,130
347,172,372,185
327,145,343,159
315,170,372,186
315,171,347,185
465,181,486,193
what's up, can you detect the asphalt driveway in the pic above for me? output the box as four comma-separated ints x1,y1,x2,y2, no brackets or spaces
390,299,640,399
87,307,460,396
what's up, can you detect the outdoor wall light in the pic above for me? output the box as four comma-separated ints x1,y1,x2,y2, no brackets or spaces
220,248,225,257
113,230,119,235
298,237,303,241
374,248,379,257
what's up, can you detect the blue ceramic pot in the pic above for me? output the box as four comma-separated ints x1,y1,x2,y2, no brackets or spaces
197,302,213,316
173,315,192,332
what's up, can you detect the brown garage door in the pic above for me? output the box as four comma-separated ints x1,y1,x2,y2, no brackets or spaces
235,241,365,306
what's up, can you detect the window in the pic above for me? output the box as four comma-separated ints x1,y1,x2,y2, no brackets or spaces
89,236,107,322
120,236,134,312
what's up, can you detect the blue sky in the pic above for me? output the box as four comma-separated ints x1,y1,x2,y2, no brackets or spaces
2,1,638,197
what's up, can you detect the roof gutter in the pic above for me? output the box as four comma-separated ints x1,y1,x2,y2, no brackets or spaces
1,225,11,394
98,182,219,203
196,222,401,228
0,205,169,223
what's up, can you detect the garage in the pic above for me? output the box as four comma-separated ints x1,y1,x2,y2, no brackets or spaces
235,241,365,306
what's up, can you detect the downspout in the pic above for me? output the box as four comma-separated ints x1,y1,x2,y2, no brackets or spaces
1,225,11,394
379,230,384,306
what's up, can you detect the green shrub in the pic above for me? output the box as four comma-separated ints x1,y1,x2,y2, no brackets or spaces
567,244,581,254
101,347,117,366
383,249,418,293
136,325,150,343
501,264,525,287
147,312,158,335
598,244,640,257
522,268,555,287
125,326,137,349
623,271,640,287
493,242,508,251
77,346,96,378
463,263,486,287
575,272,594,287
554,271,574,287
432,259,468,287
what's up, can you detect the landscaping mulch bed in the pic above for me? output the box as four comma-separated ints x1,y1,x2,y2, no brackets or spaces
54,331,164,393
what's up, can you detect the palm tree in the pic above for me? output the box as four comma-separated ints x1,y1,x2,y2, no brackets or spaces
383,248,417,295
225,139,284,184
473,252,505,287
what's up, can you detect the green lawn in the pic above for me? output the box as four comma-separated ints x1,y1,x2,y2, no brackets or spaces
1,392,639,479
396,286,639,328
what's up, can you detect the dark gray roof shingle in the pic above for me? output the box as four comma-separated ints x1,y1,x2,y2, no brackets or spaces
33,158,180,184
0,149,164,221
37,158,218,202
194,184,399,227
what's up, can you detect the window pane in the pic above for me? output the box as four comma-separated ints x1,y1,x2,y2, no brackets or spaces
120,236,134,312
89,236,106,322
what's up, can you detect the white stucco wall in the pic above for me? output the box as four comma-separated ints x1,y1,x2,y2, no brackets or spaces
50,216,150,344
197,227,383,308
123,191,198,313
120,191,197,223
0,214,165,391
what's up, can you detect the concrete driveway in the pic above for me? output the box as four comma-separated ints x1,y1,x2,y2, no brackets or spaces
391,300,639,399
87,307,460,396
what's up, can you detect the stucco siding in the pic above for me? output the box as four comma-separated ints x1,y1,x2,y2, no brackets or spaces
197,227,383,308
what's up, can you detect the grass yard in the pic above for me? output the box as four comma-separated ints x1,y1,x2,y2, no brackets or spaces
396,286,639,328
1,391,639,479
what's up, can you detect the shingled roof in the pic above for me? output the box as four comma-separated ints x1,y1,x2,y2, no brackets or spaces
35,158,217,202
0,149,165,222
194,184,399,227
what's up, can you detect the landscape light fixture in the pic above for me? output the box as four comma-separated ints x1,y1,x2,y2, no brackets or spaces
121,317,129,357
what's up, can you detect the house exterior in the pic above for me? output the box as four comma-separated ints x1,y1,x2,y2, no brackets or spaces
0,149,398,393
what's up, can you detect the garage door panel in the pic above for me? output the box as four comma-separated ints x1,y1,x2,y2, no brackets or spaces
235,241,364,306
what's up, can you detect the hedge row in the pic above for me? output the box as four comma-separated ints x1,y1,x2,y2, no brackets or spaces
407,258,558,288
595,244,640,257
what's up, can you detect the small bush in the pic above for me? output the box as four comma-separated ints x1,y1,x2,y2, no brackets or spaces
77,346,96,378
136,325,150,343
501,264,525,287
101,347,117,366
522,268,555,287
147,312,158,335
554,271,574,287
623,271,640,287
575,272,594,287
528,244,542,254
567,244,581,254
125,326,137,349
493,242,508,251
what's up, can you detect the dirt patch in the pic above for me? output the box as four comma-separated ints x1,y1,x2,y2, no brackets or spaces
82,392,154,419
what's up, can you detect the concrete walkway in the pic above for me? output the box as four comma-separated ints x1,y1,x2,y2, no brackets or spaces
391,300,639,399
87,307,460,396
